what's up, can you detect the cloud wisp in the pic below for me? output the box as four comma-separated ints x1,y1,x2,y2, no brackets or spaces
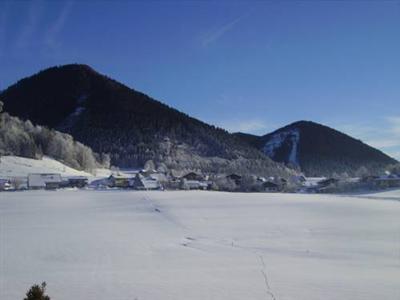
200,11,251,47
44,1,74,49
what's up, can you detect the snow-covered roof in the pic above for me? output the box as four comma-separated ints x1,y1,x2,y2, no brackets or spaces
150,173,168,182
65,176,88,180
142,178,161,189
109,174,131,179
185,180,208,188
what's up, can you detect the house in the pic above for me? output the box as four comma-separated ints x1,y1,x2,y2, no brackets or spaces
263,181,280,192
373,177,400,189
130,174,161,190
28,173,62,190
317,178,339,187
140,169,157,177
226,174,242,185
295,175,307,183
361,175,379,183
182,172,204,181
184,180,209,190
149,173,168,183
108,174,131,188
66,176,89,188
315,178,340,193
257,176,267,183
0,179,12,191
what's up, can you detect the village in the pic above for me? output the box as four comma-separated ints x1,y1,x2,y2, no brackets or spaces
1,164,400,193
0,169,284,192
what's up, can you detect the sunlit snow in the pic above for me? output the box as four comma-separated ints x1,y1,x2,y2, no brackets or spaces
1,190,399,300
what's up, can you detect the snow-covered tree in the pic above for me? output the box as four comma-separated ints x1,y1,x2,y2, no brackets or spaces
24,282,50,300
355,166,370,178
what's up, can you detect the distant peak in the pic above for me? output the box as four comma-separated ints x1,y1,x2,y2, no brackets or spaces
57,63,98,73
34,64,101,78
288,120,321,127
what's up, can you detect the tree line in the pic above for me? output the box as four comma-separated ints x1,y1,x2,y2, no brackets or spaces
0,101,109,172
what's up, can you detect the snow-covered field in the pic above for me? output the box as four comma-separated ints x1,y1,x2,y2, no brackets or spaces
0,156,113,184
1,190,399,300
0,156,93,178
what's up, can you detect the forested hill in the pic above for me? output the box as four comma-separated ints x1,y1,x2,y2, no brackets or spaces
235,121,397,177
0,64,292,177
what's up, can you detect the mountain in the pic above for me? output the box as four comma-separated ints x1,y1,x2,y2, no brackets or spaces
235,121,397,176
0,64,292,177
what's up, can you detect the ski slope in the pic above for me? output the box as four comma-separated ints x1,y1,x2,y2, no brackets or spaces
1,190,399,300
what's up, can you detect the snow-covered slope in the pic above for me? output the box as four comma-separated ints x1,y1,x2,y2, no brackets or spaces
263,128,300,166
1,190,399,300
0,155,92,178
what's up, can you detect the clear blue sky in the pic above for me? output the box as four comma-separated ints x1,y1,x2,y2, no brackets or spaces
0,0,399,159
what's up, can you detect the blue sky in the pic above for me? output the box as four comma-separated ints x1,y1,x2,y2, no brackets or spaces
0,0,399,159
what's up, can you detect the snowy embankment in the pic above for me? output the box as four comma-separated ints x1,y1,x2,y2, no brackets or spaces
0,155,111,180
0,156,92,178
1,190,399,300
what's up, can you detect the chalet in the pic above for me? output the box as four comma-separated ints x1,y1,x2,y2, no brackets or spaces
226,174,242,185
184,180,209,190
149,173,168,183
295,175,307,183
130,174,161,190
373,177,400,189
28,173,62,190
170,169,184,180
361,175,379,183
182,172,204,181
317,178,339,187
263,181,280,192
257,176,267,183
108,174,130,188
315,178,339,193
140,169,157,177
66,176,89,188
0,179,11,191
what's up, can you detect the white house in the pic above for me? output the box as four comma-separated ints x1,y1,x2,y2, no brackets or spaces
28,173,62,190
130,174,162,190
183,180,209,190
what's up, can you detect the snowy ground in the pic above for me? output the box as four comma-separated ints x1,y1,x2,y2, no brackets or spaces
1,190,399,300
0,156,93,179
0,156,113,184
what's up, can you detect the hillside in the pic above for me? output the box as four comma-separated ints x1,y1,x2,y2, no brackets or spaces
0,109,108,172
0,155,93,179
236,121,397,176
0,64,292,177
